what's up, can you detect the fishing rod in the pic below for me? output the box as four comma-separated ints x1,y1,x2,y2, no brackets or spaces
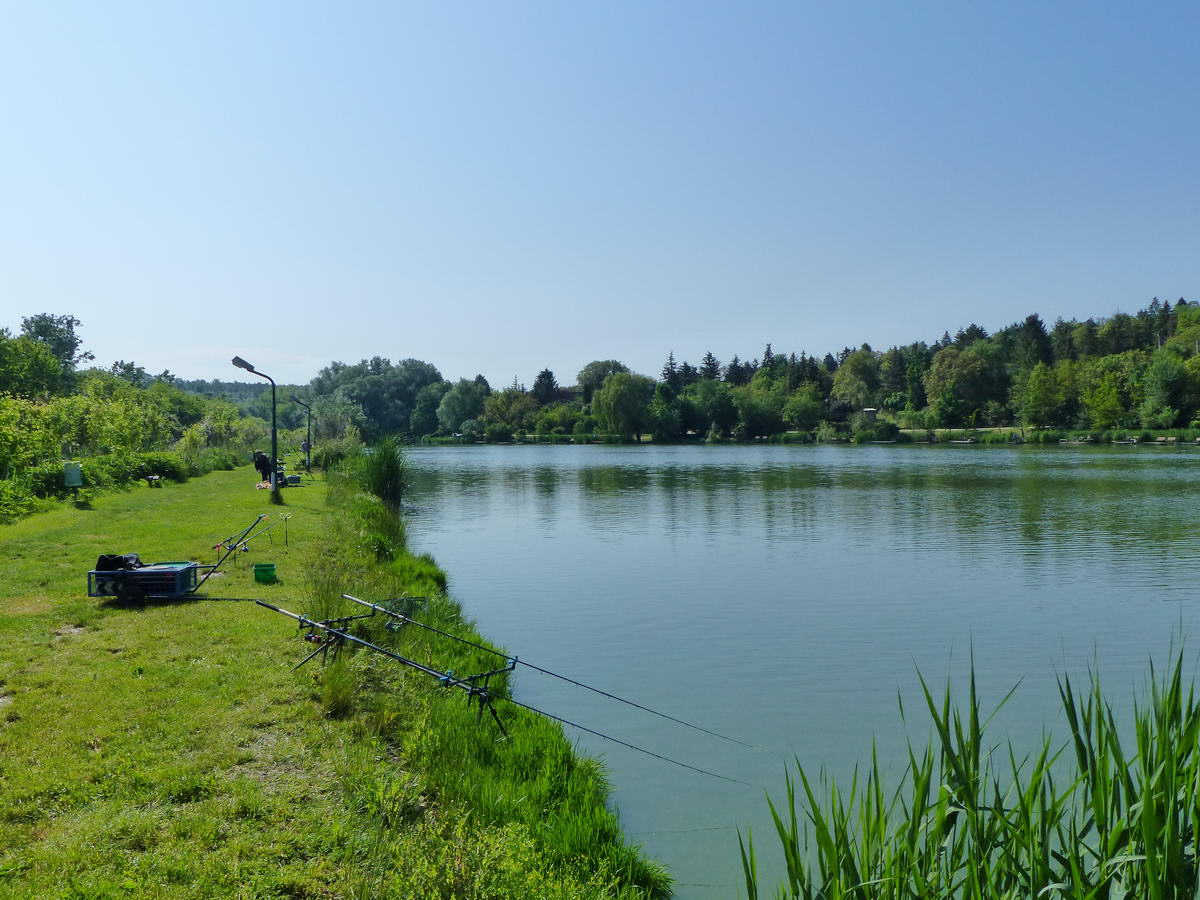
342,593,754,750
213,514,266,553
210,515,277,569
255,599,748,785
255,600,510,733
196,515,269,590
240,523,277,549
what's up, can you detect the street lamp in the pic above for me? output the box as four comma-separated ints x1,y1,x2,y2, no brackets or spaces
290,394,312,472
232,355,278,499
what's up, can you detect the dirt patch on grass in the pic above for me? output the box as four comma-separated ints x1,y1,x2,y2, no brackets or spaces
53,625,86,639
2,596,54,616
231,731,311,785
0,695,12,710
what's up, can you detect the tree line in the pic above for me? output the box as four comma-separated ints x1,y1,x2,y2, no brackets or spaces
5,297,1198,487
297,297,1200,444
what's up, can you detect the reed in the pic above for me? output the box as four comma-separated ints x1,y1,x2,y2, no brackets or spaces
742,652,1200,898
354,435,409,510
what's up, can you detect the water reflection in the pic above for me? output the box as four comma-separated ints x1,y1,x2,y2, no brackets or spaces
410,447,1200,575
405,445,1200,897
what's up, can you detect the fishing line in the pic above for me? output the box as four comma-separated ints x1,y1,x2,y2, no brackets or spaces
496,694,753,787
256,599,750,787
343,593,756,750
626,824,738,836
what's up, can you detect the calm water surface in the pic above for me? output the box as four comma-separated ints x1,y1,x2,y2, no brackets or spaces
404,444,1200,897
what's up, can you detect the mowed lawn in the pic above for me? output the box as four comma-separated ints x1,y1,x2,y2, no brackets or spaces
0,469,359,898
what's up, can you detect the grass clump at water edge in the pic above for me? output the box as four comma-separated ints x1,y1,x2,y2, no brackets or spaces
741,653,1200,899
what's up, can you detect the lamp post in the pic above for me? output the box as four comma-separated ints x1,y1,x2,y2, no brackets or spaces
290,394,312,472
232,356,278,500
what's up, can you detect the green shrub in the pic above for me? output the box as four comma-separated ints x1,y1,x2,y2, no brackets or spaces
27,461,67,497
851,420,900,444
1024,429,1066,444
815,421,842,442
313,432,362,469
977,430,1015,444
0,480,45,524
132,452,189,481
485,423,514,443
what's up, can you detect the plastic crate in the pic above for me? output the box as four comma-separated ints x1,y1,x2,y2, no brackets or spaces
88,562,200,599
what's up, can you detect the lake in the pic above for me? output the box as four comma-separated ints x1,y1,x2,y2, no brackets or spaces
404,443,1200,897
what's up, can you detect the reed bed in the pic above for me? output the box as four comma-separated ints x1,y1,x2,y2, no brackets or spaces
741,656,1200,899
353,435,409,510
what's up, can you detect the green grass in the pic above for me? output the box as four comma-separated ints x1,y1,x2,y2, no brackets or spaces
0,466,667,899
741,653,1200,899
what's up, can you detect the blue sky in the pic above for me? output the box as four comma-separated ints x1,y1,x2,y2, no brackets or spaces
1,2,1196,386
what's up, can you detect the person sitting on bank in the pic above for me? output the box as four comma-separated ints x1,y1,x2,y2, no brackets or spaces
253,450,272,484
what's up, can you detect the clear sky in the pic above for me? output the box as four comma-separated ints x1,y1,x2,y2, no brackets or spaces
2,2,1196,387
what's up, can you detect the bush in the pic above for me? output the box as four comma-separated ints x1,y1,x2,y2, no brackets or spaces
14,449,235,516
485,423,513,443
977,430,1014,444
851,420,900,444
1024,429,1066,444
0,480,45,524
768,432,814,444
27,461,68,497
815,421,842,442
459,419,484,442
314,432,362,469
132,452,189,481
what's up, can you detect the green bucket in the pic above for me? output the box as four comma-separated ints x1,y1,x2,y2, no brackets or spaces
253,562,277,584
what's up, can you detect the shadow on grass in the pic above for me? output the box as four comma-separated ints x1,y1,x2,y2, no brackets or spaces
98,593,227,611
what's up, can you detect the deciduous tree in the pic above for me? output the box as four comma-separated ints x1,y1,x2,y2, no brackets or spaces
592,372,654,440
576,360,629,402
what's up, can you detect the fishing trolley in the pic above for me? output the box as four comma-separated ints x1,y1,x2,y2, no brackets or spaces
87,558,208,604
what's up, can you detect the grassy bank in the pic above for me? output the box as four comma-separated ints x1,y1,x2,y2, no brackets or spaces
0,466,666,898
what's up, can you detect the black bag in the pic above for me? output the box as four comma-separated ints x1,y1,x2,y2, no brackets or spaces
95,553,145,571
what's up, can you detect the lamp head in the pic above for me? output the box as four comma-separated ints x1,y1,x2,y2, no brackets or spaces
231,356,255,373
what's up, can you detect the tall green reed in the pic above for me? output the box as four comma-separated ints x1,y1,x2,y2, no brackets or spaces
354,436,408,511
743,651,1200,898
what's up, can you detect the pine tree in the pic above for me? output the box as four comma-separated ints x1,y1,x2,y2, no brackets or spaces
724,355,746,385
761,343,775,373
699,351,722,380
531,368,558,405
661,352,682,393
